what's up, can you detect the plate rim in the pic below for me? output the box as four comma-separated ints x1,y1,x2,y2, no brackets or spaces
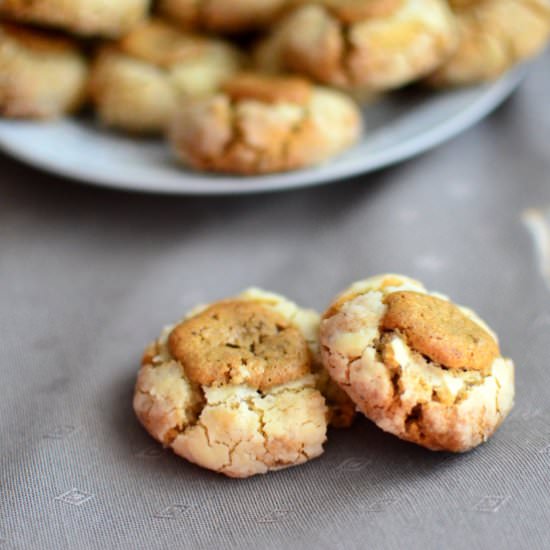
0,67,527,196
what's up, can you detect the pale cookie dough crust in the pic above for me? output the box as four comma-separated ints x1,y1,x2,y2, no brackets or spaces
320,275,515,452
134,360,328,477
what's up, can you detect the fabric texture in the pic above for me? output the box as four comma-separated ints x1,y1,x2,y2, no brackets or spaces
1,51,549,550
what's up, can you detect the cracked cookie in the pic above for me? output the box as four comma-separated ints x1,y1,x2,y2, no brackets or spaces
320,274,515,452
0,23,88,119
254,0,458,93
158,0,288,33
134,288,355,478
0,0,151,38
428,0,550,86
168,72,362,174
89,18,243,134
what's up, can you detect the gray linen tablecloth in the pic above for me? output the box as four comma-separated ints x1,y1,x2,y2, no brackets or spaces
1,52,550,550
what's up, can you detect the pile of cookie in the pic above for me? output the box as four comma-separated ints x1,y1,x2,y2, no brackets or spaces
133,275,515,478
1,1,549,175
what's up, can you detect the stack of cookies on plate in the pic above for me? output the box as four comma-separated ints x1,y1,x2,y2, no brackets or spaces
1,0,549,174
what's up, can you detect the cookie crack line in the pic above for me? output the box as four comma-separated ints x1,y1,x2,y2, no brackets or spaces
223,100,265,168
136,388,156,417
197,421,234,471
243,396,271,457
137,374,206,444
280,104,310,168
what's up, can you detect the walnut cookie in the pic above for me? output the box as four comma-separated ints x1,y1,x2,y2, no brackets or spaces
89,18,243,134
0,23,88,119
320,275,515,452
0,0,151,38
254,0,458,93
428,0,550,86
168,72,362,174
133,289,355,478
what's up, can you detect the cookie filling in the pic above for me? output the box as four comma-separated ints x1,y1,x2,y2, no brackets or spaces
222,73,313,105
169,300,311,390
381,291,499,374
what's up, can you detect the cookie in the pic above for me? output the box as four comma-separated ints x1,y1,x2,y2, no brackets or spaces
168,72,362,174
428,0,550,86
320,275,515,452
0,23,88,119
0,0,151,38
254,0,458,93
157,0,288,33
134,288,355,478
89,19,242,134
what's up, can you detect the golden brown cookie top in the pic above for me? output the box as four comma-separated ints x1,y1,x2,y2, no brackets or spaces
222,73,313,105
316,0,405,23
381,291,500,373
0,22,78,53
168,300,312,390
118,19,206,67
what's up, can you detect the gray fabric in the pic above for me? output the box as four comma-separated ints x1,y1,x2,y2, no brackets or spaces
2,52,550,550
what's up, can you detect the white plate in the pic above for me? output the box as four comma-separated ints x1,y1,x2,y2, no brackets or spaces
0,67,526,195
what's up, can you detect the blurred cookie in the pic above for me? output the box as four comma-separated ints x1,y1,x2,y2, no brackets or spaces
134,288,354,478
428,0,550,86
0,23,88,119
320,274,515,452
255,0,458,93
0,0,151,37
89,19,242,134
169,72,362,174
157,0,288,33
